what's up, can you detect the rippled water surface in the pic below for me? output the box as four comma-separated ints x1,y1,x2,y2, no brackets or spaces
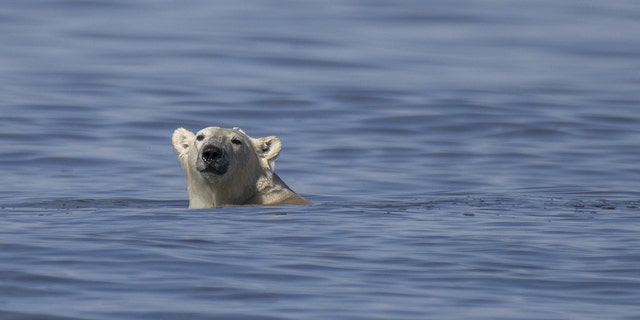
1,1,640,319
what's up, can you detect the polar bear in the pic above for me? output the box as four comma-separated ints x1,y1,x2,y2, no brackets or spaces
172,126,311,209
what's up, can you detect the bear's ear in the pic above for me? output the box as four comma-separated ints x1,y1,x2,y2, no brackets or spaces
256,136,282,161
172,128,195,157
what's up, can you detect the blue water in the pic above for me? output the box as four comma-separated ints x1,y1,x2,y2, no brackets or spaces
1,1,640,319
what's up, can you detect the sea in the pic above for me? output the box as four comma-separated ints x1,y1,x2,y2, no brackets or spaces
1,1,639,319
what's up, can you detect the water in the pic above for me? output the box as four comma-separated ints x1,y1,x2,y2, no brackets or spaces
1,1,640,319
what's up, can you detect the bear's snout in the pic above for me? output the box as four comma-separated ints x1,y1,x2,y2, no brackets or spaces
202,146,223,163
196,145,229,175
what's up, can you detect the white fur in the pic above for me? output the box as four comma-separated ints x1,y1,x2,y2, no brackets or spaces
172,126,310,209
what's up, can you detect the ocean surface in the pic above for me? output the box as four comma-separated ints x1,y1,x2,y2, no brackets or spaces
1,1,640,319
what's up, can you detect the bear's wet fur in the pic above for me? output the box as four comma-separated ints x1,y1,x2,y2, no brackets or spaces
172,126,311,209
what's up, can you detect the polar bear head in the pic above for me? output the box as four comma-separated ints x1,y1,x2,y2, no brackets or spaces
172,126,287,208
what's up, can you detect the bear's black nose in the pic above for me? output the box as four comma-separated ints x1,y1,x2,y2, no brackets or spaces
202,146,223,164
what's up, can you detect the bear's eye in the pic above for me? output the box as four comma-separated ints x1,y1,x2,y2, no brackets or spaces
231,138,242,145
196,134,205,141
